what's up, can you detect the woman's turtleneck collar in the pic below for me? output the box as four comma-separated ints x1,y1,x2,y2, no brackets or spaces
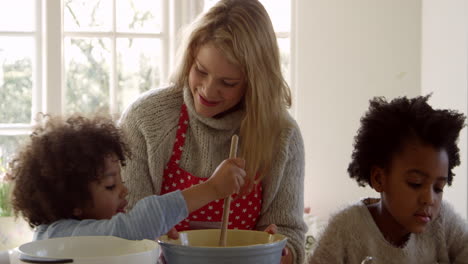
183,86,245,131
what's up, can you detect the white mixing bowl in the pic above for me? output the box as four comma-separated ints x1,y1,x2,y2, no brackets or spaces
15,236,159,264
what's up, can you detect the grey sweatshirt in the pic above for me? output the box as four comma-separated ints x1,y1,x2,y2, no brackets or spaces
309,199,468,264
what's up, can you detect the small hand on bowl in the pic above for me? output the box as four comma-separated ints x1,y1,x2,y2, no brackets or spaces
158,227,179,264
264,224,292,264
165,227,180,240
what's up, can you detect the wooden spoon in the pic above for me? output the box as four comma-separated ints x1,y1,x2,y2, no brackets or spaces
218,134,239,246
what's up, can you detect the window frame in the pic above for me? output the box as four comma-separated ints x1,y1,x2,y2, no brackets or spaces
60,0,171,115
0,0,177,131
0,0,295,139
0,0,42,135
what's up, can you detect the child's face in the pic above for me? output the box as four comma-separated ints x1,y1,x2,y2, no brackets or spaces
188,43,246,118
77,154,128,220
378,141,448,235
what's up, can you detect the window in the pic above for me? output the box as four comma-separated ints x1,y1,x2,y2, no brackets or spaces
0,0,172,173
0,0,38,172
0,0,292,183
63,0,167,115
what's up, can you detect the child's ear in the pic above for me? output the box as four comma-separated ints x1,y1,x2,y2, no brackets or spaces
370,166,385,192
73,208,83,217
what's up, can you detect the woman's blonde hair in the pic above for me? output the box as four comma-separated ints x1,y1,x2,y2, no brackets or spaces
170,0,292,182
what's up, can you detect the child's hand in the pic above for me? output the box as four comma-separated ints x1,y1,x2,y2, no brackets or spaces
205,158,246,199
165,227,179,240
181,158,246,213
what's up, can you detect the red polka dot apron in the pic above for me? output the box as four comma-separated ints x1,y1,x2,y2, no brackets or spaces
160,104,262,231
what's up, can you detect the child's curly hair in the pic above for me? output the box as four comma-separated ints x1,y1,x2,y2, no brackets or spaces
9,114,130,227
348,95,466,187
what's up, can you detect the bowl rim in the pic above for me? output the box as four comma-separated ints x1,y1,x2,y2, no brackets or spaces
157,229,288,249
18,236,159,260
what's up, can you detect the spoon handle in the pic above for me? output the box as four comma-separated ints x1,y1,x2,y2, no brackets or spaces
219,135,239,246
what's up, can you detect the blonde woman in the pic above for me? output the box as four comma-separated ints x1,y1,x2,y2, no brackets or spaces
120,0,307,263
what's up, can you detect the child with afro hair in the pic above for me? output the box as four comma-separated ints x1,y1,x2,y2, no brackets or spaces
309,95,468,263
8,114,245,241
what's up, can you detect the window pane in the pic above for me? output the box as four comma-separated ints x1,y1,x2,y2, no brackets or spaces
0,135,28,178
116,0,162,33
64,0,112,32
64,37,111,114
0,37,33,124
117,38,161,113
278,37,290,84
0,1,35,31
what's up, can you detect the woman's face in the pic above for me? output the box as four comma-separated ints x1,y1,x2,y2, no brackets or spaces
188,44,246,118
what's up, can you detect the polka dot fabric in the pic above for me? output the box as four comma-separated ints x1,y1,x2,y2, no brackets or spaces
160,104,262,231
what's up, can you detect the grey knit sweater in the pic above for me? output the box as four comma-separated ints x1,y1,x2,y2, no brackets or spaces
309,198,468,264
119,85,307,263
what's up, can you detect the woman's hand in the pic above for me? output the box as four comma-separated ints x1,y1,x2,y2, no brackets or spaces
264,224,293,264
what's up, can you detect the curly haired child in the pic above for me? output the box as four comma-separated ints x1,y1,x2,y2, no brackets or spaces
309,95,468,263
9,114,245,241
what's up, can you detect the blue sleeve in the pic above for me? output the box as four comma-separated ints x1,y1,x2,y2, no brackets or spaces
34,190,188,240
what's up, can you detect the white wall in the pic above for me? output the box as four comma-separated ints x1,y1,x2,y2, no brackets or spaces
421,0,468,218
295,0,468,220
295,0,422,219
